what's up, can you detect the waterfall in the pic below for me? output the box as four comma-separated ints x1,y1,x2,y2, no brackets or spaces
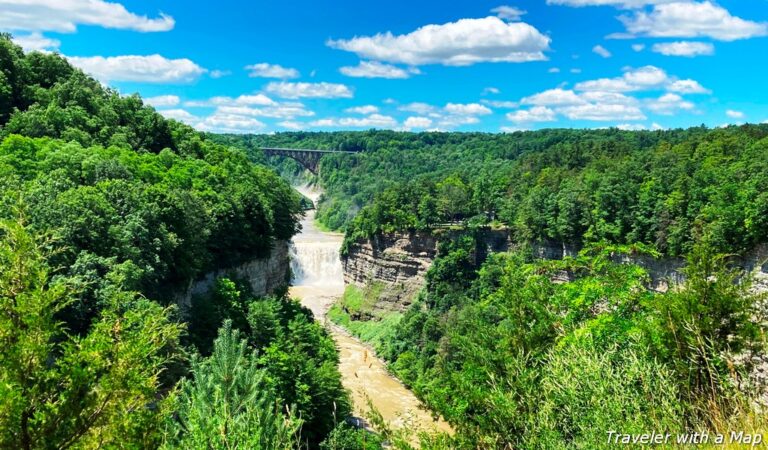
290,241,344,287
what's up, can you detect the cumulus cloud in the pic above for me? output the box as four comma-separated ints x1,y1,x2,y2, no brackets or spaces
345,105,379,114
444,103,492,116
339,61,420,79
593,44,612,58
651,41,714,57
481,100,519,108
491,5,527,21
574,65,709,94
726,109,745,119
157,108,197,123
327,16,550,66
0,0,174,33
197,112,266,133
12,32,60,52
483,87,501,95
265,81,353,99
404,116,434,130
548,67,561,73
67,54,206,83
645,93,694,115
558,103,646,121
618,2,768,41
521,88,585,106
547,0,677,7
310,114,398,129
144,95,180,107
210,69,231,79
507,106,557,123
399,102,437,115
667,79,710,94
632,43,646,52
245,63,299,79
215,104,314,119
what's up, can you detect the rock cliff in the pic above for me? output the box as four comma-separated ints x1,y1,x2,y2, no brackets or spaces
343,232,768,313
175,241,290,315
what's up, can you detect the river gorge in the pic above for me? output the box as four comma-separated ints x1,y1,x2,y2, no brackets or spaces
288,186,452,435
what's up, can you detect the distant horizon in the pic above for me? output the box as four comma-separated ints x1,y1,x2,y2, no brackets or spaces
5,0,767,133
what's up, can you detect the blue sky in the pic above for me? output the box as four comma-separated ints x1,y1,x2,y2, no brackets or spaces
3,0,767,133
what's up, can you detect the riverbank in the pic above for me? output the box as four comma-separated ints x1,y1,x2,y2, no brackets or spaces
288,186,452,436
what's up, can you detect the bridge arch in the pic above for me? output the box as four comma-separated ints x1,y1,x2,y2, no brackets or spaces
261,147,356,174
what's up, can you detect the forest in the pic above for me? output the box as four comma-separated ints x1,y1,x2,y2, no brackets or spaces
3,29,768,449
0,35,368,449
233,125,768,448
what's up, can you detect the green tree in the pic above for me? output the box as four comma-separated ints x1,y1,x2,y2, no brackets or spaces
0,220,183,449
163,320,300,450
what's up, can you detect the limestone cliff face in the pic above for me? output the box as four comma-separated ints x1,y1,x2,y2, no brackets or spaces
175,241,290,315
343,233,768,313
342,232,438,312
341,229,511,312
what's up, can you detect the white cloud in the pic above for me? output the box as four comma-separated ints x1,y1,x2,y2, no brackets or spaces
216,103,314,119
210,69,231,78
0,0,174,33
593,44,612,58
483,87,501,95
616,123,648,130
345,105,379,114
632,43,646,51
507,106,557,123
310,114,398,129
491,5,527,21
481,100,519,108
327,16,550,66
548,67,561,73
645,93,694,115
726,109,745,119
339,61,420,79
399,102,437,115
186,94,276,107
651,41,714,57
521,88,585,106
404,116,433,129
558,103,646,121
144,95,180,107
667,79,710,94
575,65,702,93
570,68,582,74
157,109,197,123
67,54,206,83
619,2,768,41
245,63,299,79
547,0,677,7
12,32,60,52
196,112,266,133
264,82,353,99
278,121,304,130
444,103,492,116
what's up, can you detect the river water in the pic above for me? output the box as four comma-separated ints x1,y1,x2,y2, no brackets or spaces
288,186,452,436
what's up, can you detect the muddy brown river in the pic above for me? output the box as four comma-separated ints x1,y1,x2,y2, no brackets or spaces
288,187,452,437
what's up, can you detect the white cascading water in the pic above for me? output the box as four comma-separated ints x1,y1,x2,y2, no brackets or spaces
289,185,344,289
289,241,344,287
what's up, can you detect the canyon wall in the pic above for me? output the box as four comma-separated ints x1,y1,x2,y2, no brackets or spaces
341,229,510,312
175,241,290,314
343,231,768,313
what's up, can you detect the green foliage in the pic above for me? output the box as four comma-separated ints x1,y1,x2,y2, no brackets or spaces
163,320,300,450
233,127,768,260
320,424,383,450
382,243,766,448
0,220,183,449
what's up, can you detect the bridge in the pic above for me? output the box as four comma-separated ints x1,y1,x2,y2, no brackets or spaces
261,147,356,174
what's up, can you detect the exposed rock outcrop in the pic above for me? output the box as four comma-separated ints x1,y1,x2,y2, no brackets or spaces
175,241,290,315
343,232,768,314
342,229,511,312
